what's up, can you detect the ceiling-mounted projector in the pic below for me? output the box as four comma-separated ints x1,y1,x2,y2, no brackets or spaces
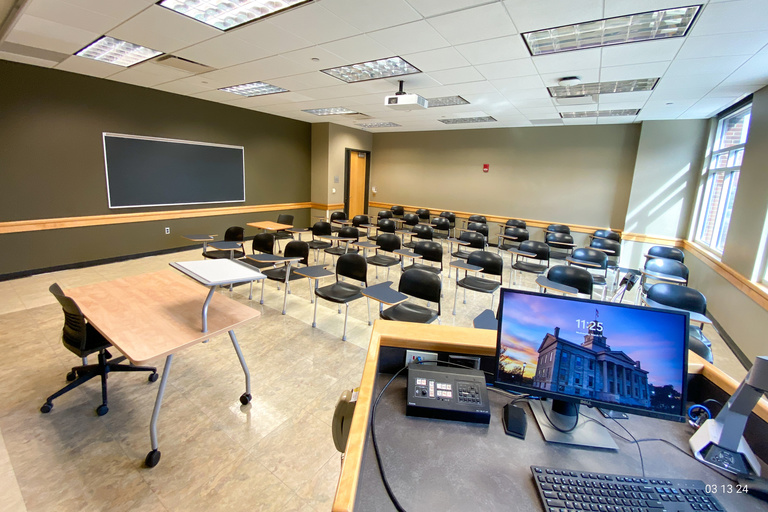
385,80,428,110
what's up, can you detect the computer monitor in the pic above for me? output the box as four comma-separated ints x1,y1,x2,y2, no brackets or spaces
494,288,689,450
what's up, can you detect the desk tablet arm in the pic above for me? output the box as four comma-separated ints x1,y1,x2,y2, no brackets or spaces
508,249,537,258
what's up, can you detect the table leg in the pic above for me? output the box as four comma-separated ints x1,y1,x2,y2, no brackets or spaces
202,286,216,332
229,329,252,404
145,354,173,468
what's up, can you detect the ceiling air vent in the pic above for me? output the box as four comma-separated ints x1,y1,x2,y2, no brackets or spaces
154,55,214,74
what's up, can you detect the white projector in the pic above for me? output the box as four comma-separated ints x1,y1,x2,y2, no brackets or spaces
384,93,428,110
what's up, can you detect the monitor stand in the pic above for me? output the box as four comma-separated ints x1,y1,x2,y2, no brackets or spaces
530,399,618,451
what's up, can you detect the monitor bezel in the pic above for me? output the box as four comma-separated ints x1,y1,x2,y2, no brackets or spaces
493,288,689,423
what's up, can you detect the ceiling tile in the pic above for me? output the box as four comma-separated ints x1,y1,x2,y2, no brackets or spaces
532,48,601,74
55,55,123,77
597,91,653,104
297,84,359,100
665,56,749,79
153,80,211,96
320,35,394,64
369,21,450,55
601,39,685,68
24,0,122,34
690,0,768,36
108,62,192,87
449,80,498,94
599,61,671,81
539,68,600,86
720,48,768,86
173,34,271,69
455,35,530,66
597,116,638,124
6,14,100,54
59,0,155,20
404,0,494,18
267,4,361,45
504,88,552,102
476,58,537,80
108,5,219,54
230,20,313,54
402,47,470,72
427,3,517,46
677,32,768,60
201,55,314,85
503,0,603,33
603,0,696,18
321,0,422,32
281,46,349,70
269,71,341,91
491,75,545,94
427,66,485,85
0,50,58,67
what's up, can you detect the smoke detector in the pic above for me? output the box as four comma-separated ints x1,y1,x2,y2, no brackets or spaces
558,76,582,87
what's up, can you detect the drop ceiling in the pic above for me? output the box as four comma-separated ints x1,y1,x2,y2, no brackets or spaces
2,0,767,132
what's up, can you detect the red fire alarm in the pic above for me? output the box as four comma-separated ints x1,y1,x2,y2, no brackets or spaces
483,164,489,173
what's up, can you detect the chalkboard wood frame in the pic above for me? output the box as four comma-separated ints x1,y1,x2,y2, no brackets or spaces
103,133,246,209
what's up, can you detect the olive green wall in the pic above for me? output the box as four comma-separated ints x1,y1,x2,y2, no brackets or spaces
0,60,311,275
369,125,640,229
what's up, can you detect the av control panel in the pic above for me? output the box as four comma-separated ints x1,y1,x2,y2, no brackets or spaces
406,365,490,424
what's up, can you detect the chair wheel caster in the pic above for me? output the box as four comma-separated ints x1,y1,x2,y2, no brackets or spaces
145,449,161,468
240,393,252,405
66,371,77,382
40,403,52,413
148,372,159,383
96,404,108,416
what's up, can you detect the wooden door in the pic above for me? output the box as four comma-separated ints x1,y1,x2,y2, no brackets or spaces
348,151,367,217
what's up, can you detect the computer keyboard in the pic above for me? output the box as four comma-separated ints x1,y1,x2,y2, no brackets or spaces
531,466,724,512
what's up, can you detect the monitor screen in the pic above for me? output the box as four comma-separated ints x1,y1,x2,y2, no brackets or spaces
494,288,689,423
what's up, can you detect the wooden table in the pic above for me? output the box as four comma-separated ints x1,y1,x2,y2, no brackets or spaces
65,269,260,468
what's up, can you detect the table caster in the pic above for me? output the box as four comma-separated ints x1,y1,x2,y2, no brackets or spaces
148,372,159,383
145,449,161,468
40,402,53,413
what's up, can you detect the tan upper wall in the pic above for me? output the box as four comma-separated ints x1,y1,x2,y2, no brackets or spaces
370,125,640,229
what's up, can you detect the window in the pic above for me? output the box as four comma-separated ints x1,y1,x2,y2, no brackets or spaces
695,103,752,253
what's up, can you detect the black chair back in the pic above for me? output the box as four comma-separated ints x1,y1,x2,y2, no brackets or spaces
467,251,503,276
50,283,90,352
547,224,570,235
546,265,593,295
337,253,367,284
400,269,441,314
440,211,456,224
415,208,430,221
571,247,607,269
503,227,529,242
414,241,443,266
647,283,706,314
284,240,309,266
312,221,332,237
546,232,574,248
506,219,526,229
468,214,487,224
593,229,621,242
590,237,621,258
376,233,401,252
644,258,689,282
468,222,489,238
431,217,450,231
277,214,294,226
330,211,347,223
647,245,684,263
378,219,396,233
402,213,419,227
460,231,485,249
338,226,360,241
391,205,405,217
411,224,433,240
224,226,245,241
519,240,550,262
378,210,393,220
352,215,369,227
252,233,275,254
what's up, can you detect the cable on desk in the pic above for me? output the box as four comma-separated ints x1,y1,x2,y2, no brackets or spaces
611,418,645,477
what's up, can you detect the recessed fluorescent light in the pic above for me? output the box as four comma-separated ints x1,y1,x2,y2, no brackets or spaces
560,109,640,118
75,36,162,67
157,0,312,31
321,57,420,83
220,81,288,97
523,5,701,55
549,78,659,98
438,116,496,124
356,122,401,128
427,96,470,108
302,107,359,116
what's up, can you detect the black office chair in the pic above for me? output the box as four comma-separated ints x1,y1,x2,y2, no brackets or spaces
546,232,576,261
451,230,485,260
468,214,487,224
351,214,370,238
381,269,441,324
202,226,245,259
377,210,394,220
391,205,405,217
453,251,503,315
592,229,621,242
645,283,713,362
568,247,609,299
430,217,451,239
547,224,570,235
400,212,419,231
368,218,396,244
645,245,685,263
590,237,621,287
440,211,456,237
41,284,158,416
467,222,489,247
537,265,593,297
273,213,294,252
404,224,433,249
510,240,550,286
639,258,689,303
325,226,360,262
498,227,529,253
367,233,401,280
313,253,369,341
330,211,347,233
259,240,310,311
244,233,276,270
415,208,431,222
307,221,332,263
504,219,526,229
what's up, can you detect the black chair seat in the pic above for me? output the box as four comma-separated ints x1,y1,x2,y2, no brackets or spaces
457,276,501,293
262,267,306,282
689,336,713,363
592,275,607,286
452,249,473,260
381,302,438,324
325,246,359,256
499,241,521,251
308,240,331,250
511,261,547,274
314,282,363,304
367,254,399,267
203,249,245,259
690,326,711,346
403,263,441,274
243,258,273,269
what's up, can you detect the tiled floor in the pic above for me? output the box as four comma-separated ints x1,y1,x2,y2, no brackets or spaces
0,245,746,511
